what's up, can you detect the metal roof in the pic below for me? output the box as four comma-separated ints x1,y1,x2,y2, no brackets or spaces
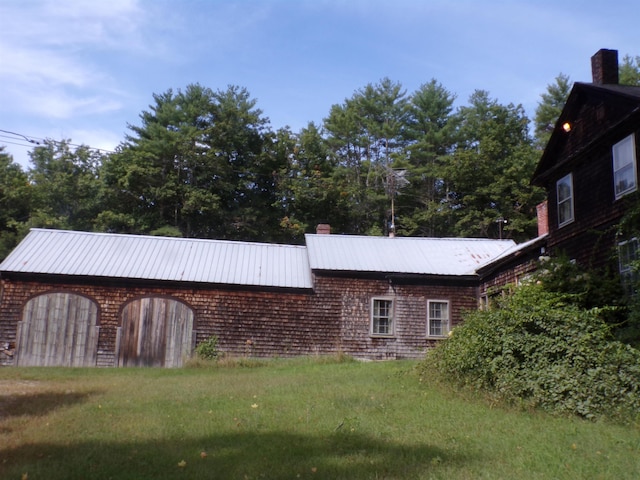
0,229,522,287
0,229,313,289
304,234,516,276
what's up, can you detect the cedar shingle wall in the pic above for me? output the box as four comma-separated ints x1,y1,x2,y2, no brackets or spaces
0,274,481,365
314,275,478,359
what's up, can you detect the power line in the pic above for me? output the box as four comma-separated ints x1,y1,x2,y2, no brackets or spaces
0,129,116,154
0,129,42,145
0,139,39,149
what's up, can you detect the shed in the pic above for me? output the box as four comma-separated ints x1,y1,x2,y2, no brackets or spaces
1,229,527,365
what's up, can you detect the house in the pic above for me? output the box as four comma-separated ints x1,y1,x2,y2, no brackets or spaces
0,227,534,367
531,49,640,279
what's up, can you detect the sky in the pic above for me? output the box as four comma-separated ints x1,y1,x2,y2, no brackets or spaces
1,0,639,168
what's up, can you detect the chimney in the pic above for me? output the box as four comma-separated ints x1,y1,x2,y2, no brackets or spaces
316,223,331,235
591,49,618,85
536,200,549,236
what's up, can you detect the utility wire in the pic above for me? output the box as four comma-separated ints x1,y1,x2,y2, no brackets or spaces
0,139,39,149
0,129,116,154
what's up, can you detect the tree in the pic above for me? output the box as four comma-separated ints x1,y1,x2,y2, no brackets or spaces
444,91,544,240
399,79,458,237
620,54,640,86
205,85,272,240
324,78,409,234
0,147,31,260
534,73,572,149
28,139,103,232
99,84,219,236
274,123,347,239
99,84,276,241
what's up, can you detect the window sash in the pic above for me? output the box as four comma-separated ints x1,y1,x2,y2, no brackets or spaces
619,238,639,274
619,238,639,295
428,300,449,337
556,174,574,226
371,299,393,336
613,134,637,199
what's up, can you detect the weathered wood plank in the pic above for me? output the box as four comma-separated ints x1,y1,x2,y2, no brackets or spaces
16,293,98,367
118,297,193,367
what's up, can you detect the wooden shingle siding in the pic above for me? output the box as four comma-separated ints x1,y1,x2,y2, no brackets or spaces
16,292,98,366
0,273,482,365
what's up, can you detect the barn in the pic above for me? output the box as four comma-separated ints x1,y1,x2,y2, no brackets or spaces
0,228,540,367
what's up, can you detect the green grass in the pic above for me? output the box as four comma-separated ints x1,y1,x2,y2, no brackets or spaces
1,357,639,479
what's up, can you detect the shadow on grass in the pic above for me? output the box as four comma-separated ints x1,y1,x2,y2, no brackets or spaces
1,430,469,479
0,390,97,419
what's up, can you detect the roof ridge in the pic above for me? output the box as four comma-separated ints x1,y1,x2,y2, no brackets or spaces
30,228,307,249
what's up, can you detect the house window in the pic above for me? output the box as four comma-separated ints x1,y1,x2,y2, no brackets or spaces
371,298,394,336
619,238,639,293
479,294,489,310
556,173,574,227
613,134,637,199
427,300,450,337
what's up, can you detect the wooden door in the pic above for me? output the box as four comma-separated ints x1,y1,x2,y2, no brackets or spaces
16,293,99,367
118,297,194,367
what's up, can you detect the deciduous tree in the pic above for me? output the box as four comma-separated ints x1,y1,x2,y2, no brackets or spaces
0,148,31,260
28,139,103,232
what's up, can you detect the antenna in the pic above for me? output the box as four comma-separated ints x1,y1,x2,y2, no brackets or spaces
384,167,410,236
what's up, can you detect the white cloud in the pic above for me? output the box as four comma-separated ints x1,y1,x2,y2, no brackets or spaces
0,0,147,121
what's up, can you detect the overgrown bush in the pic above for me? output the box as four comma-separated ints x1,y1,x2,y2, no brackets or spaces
420,283,640,422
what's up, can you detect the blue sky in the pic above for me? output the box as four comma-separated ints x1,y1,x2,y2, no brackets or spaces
1,0,639,168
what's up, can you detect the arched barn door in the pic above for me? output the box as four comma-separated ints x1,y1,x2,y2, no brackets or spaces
118,297,194,367
16,292,99,367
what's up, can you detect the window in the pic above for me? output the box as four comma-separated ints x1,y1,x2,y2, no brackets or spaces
479,294,489,310
619,238,639,293
556,173,574,227
613,134,637,199
371,298,394,336
427,300,450,337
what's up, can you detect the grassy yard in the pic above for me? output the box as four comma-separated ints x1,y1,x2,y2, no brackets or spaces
1,358,639,480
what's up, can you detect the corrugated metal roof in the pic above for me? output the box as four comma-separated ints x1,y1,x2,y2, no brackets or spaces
304,234,516,276
0,229,313,289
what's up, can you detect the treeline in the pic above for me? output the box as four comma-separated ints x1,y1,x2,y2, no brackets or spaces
1,56,639,260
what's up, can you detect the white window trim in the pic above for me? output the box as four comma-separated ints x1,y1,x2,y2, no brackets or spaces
370,297,395,337
556,173,574,228
613,134,637,200
427,299,450,338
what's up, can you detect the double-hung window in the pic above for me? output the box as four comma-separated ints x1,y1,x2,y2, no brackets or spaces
427,300,450,337
613,134,637,199
556,173,574,227
371,298,394,336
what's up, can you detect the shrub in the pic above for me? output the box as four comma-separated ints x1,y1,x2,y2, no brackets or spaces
194,335,220,361
420,283,640,422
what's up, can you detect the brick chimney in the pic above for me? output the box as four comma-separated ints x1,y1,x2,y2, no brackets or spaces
536,200,549,236
316,223,331,235
591,49,618,85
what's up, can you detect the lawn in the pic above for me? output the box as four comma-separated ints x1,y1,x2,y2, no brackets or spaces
1,358,639,479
